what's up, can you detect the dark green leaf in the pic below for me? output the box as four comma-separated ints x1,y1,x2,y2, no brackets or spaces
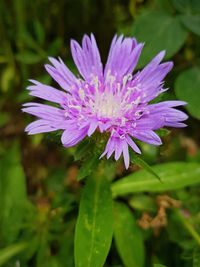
154,264,167,267
114,202,144,267
0,143,27,244
0,112,9,127
131,11,187,67
75,174,113,267
175,66,200,119
34,20,45,44
112,162,200,197
172,0,200,14
74,139,92,161
16,51,43,64
193,247,200,267
181,15,200,36
77,154,99,180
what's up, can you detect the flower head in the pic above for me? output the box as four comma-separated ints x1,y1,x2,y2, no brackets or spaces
23,34,188,168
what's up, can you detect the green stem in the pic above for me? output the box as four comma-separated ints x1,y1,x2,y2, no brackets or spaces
176,210,200,246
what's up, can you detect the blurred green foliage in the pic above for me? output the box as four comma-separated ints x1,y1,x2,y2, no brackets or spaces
1,0,200,267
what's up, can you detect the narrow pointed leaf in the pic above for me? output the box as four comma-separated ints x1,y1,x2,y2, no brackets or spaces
0,242,27,266
75,174,113,267
112,162,200,197
114,202,144,267
131,153,161,181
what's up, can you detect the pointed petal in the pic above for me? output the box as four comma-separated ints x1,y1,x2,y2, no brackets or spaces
61,124,88,147
45,57,77,90
104,35,143,79
87,120,98,136
126,135,141,154
25,119,61,134
27,80,68,104
70,34,103,81
122,141,130,169
131,130,162,146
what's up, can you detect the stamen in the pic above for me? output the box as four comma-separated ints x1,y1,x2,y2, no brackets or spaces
122,74,132,91
78,88,85,100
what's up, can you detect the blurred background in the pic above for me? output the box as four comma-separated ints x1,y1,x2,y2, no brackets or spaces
0,0,200,266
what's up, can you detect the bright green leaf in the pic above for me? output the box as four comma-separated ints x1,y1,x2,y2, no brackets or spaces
129,195,156,212
130,153,161,181
75,174,113,267
112,162,200,197
114,202,144,267
0,242,27,266
131,11,187,67
175,66,200,119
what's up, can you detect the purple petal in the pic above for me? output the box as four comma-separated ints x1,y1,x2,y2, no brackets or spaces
122,141,130,169
131,130,162,146
104,35,143,79
70,34,103,81
25,119,62,134
126,135,141,154
61,124,88,147
87,120,98,136
45,57,77,90
27,80,68,104
114,140,123,160
148,101,187,111
138,51,166,80
22,102,64,121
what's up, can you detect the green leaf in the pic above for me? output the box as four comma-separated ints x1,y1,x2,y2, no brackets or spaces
112,162,200,197
131,11,187,67
16,51,43,64
172,0,200,14
58,220,75,267
129,195,156,212
181,15,200,36
74,139,92,161
156,128,171,137
0,112,9,127
0,143,27,244
34,20,45,45
193,247,200,267
75,174,113,267
175,66,200,119
77,154,99,180
1,66,15,92
0,242,27,266
154,264,167,267
114,202,144,267
130,153,161,181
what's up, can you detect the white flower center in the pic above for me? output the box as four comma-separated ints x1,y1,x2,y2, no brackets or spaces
92,92,121,119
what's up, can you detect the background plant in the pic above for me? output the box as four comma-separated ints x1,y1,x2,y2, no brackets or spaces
0,0,200,267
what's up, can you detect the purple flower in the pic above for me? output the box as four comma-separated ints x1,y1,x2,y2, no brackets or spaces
23,34,188,168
